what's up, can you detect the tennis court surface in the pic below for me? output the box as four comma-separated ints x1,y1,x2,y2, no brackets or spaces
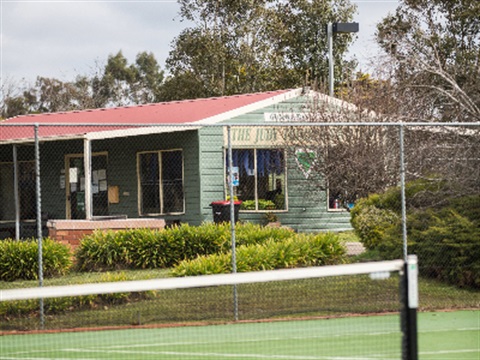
1,259,478,359
0,310,477,359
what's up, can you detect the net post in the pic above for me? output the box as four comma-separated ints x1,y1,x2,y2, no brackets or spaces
402,255,418,360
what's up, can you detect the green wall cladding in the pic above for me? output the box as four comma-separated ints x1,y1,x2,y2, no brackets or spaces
1,93,352,233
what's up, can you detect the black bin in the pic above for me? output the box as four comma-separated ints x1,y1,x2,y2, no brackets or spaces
210,201,242,223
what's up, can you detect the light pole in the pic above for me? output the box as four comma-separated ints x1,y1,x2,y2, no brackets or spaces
327,22,359,97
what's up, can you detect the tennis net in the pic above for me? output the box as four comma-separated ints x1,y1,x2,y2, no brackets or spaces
0,257,418,359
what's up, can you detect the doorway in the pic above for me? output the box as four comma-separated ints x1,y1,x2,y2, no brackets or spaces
66,154,108,219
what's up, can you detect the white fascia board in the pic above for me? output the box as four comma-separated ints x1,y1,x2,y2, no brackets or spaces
0,134,85,145
85,125,202,141
194,88,304,125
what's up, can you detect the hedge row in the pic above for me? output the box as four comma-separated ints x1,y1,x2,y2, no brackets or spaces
171,232,346,276
0,224,299,281
1,223,346,282
350,179,480,289
75,223,296,272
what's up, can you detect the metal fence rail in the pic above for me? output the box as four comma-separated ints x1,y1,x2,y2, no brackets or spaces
1,121,479,326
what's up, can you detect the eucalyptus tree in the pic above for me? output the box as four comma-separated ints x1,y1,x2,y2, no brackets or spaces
1,51,164,117
281,0,480,204
95,51,164,106
274,0,357,90
376,0,480,123
163,0,357,100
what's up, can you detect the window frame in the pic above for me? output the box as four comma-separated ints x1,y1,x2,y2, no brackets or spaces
225,147,288,213
137,149,185,216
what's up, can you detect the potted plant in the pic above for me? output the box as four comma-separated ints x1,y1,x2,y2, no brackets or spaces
264,212,281,227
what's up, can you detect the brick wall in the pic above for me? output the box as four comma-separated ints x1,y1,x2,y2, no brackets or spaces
47,219,166,250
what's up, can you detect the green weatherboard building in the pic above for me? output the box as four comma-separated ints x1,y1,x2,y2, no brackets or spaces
0,88,351,239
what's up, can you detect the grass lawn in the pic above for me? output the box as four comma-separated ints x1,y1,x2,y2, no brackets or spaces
1,264,478,332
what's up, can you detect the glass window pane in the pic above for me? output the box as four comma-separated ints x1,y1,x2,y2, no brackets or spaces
229,149,255,209
257,149,285,210
228,149,286,211
139,153,160,214
161,151,184,213
19,162,36,219
0,163,15,220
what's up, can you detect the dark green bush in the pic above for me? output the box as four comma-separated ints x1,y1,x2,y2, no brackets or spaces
350,203,400,250
408,209,480,288
350,183,480,289
75,223,295,272
0,238,72,281
170,232,347,276
75,224,229,271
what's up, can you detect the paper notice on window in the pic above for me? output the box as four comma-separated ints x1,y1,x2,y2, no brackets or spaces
69,167,78,183
98,169,107,180
92,170,99,184
99,180,107,192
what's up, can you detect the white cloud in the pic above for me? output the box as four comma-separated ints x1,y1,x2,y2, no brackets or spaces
1,1,185,83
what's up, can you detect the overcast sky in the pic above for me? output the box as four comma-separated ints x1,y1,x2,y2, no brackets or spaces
1,0,399,88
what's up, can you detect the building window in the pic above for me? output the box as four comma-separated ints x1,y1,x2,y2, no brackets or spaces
0,161,36,221
327,188,354,211
138,150,184,215
227,149,286,211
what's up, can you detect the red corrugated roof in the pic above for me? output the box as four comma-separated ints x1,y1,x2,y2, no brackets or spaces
0,90,294,142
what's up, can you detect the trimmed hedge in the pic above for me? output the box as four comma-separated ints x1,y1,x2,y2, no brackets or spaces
170,232,347,276
75,223,296,271
0,238,72,282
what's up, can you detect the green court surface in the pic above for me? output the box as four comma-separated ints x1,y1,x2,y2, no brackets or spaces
1,310,478,359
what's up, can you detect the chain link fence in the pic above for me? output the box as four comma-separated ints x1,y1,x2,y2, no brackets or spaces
1,122,479,319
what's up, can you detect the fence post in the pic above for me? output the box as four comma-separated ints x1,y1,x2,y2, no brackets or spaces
399,124,408,261
227,125,239,321
34,123,45,329
84,137,92,220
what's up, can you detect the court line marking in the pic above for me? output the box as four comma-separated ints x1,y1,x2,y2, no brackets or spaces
419,349,480,355
0,357,101,360
92,329,402,349
63,348,389,359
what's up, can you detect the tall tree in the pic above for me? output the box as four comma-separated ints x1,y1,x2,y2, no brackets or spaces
163,0,357,100
0,51,164,117
97,51,164,106
376,0,480,122
283,0,480,204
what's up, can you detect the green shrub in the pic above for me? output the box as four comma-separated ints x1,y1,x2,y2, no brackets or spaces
75,223,294,272
170,232,346,276
350,203,400,250
234,223,294,248
409,209,480,288
240,200,255,210
240,199,276,210
351,184,480,289
0,238,72,281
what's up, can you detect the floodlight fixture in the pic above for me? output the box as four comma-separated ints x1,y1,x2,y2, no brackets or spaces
328,22,359,97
